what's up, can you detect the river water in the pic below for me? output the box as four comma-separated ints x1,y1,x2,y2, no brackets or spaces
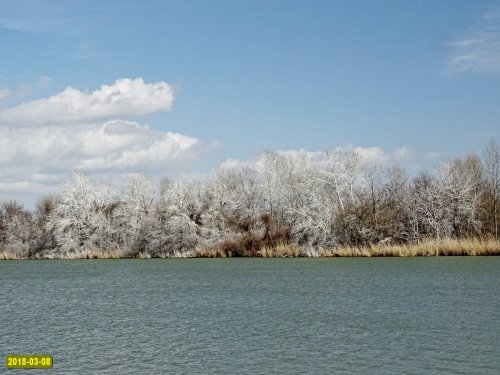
1,258,499,374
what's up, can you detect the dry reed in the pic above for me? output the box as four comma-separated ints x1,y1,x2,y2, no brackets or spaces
196,238,500,258
258,243,300,257
78,248,128,259
2,238,499,259
0,248,128,260
195,246,228,258
0,251,22,260
320,238,500,257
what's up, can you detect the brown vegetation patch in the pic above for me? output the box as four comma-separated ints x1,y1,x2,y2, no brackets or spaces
320,238,500,257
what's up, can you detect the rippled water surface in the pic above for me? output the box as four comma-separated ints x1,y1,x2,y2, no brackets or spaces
1,258,500,374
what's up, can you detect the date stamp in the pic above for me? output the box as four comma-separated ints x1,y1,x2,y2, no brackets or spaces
6,355,53,369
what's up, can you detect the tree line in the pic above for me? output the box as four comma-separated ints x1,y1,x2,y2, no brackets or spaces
1,140,499,258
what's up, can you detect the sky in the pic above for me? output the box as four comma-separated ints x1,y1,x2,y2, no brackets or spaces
1,0,500,206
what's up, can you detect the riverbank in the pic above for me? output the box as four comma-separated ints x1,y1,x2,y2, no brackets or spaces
197,238,500,257
1,238,499,259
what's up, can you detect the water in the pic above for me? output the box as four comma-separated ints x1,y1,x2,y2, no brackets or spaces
1,258,499,374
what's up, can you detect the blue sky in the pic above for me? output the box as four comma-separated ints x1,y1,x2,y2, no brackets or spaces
1,0,500,205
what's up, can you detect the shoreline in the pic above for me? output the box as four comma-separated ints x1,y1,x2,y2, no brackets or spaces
1,238,499,260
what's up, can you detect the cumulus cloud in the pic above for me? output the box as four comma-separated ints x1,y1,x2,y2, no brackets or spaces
0,120,204,175
219,146,412,171
348,145,411,164
448,8,500,74
0,77,174,126
0,78,214,206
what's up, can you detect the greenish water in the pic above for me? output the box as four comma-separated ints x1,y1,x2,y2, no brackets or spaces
1,258,499,374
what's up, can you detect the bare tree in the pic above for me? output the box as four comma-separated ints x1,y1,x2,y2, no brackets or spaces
0,201,35,256
32,195,59,256
412,172,445,239
436,160,481,238
483,139,500,240
379,166,411,243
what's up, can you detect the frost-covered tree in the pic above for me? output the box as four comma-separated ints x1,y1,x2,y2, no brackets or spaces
212,167,263,238
285,170,337,248
47,172,118,255
436,158,482,238
410,158,482,240
145,181,205,257
411,172,447,239
115,174,156,252
2,139,499,258
316,149,371,245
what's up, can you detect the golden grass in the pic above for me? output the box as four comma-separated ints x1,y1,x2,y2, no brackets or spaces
258,243,300,257
195,246,229,258
2,238,499,259
0,251,22,260
0,248,128,260
197,238,500,258
136,251,152,259
320,237,500,257
78,248,128,259
196,242,300,257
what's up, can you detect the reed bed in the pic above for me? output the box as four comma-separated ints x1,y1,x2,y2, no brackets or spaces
0,251,22,260
321,238,500,257
195,242,300,257
195,246,229,258
38,248,129,259
0,248,128,260
258,243,301,257
2,238,499,259
196,238,500,258
78,248,128,259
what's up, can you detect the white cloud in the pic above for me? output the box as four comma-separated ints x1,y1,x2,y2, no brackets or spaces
0,180,48,194
0,88,11,101
0,77,174,126
426,151,441,160
0,78,215,206
337,145,411,164
0,120,204,173
448,8,500,74
219,145,412,171
219,157,255,169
